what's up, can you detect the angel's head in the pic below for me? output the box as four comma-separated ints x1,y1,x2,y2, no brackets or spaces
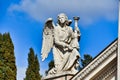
57,13,68,25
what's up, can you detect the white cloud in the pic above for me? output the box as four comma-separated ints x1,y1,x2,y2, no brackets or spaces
17,67,26,80
8,0,118,26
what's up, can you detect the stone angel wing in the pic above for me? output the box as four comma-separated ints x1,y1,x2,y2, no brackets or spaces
41,18,55,61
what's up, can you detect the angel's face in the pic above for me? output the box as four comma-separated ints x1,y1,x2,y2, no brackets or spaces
58,15,66,24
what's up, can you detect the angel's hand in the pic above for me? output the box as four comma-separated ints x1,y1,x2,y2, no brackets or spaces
67,45,73,51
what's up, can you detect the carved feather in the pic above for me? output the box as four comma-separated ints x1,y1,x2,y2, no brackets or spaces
41,18,55,61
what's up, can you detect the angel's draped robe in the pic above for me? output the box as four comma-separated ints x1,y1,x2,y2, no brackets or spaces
53,24,80,73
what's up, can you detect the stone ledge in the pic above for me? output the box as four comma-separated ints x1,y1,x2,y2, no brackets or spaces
42,71,75,80
71,40,117,80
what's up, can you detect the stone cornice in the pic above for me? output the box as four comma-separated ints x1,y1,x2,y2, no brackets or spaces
95,61,117,80
71,40,118,80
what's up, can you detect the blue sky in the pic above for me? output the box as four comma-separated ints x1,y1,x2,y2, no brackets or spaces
0,0,118,80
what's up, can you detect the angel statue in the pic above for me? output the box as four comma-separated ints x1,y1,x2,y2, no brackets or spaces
41,13,81,75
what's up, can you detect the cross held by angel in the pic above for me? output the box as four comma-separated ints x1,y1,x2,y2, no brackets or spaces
41,13,81,75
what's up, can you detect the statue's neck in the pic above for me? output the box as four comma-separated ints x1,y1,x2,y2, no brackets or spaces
57,23,67,29
60,23,66,28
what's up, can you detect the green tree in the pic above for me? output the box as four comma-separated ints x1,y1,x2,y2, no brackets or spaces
45,60,54,75
0,33,17,80
34,55,41,80
81,54,93,68
24,48,41,80
48,60,54,70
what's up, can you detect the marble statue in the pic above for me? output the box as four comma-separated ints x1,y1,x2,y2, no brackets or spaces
41,13,81,75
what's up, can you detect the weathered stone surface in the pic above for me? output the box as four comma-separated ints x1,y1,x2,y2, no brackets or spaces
41,13,81,75
42,71,74,80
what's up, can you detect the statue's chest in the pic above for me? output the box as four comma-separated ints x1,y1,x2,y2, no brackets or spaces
59,28,71,40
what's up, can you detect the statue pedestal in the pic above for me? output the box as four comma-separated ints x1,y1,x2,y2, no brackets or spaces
42,72,75,80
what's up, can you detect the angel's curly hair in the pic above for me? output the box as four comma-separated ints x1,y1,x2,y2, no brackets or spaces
57,13,68,20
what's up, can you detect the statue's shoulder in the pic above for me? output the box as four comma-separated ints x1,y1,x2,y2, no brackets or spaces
54,24,61,30
53,25,60,34
67,26,73,31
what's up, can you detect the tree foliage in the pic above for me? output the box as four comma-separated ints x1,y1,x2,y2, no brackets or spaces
48,60,54,70
0,33,17,80
45,60,54,75
81,54,93,68
34,55,41,79
24,48,41,80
